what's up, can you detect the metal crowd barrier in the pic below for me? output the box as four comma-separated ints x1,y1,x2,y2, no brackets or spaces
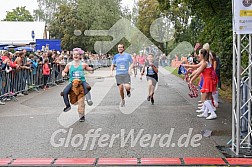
0,64,66,101
0,59,112,102
86,58,112,70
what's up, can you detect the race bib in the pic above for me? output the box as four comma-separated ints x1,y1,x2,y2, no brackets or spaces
72,71,84,78
119,64,126,71
148,67,155,75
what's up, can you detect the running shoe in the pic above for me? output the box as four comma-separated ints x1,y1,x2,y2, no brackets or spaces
197,113,208,118
63,105,71,112
147,96,151,101
196,109,204,113
79,116,85,122
127,91,131,97
206,114,217,120
0,101,5,105
151,97,154,105
87,100,93,106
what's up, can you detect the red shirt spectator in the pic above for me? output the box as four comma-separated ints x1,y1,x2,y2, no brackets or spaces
138,55,146,65
2,51,18,68
43,61,50,75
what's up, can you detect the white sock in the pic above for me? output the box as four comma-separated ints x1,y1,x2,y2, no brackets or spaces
200,103,205,111
79,113,84,118
85,92,92,101
208,100,215,108
204,100,216,115
203,105,208,115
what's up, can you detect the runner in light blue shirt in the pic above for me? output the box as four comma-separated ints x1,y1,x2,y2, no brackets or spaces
111,44,133,107
112,53,132,75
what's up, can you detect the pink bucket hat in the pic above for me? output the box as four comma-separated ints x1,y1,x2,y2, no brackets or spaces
73,48,84,55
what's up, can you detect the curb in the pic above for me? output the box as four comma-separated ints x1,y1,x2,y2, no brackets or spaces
0,157,252,166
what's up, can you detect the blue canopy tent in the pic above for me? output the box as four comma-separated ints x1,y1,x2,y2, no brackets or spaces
14,46,33,52
0,44,8,50
3,45,16,50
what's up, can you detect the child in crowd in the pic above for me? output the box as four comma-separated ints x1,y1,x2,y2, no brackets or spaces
4,59,12,73
42,59,50,90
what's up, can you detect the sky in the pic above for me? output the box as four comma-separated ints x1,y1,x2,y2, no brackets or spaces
0,0,38,20
0,0,135,20
121,0,135,11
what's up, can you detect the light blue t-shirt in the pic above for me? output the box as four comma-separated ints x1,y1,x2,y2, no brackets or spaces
112,53,133,75
113,54,120,61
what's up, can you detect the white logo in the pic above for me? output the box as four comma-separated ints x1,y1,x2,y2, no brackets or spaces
50,128,202,149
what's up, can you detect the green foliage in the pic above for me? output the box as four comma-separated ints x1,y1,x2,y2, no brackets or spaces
158,0,171,11
136,0,162,50
136,0,192,54
166,1,192,44
3,6,34,21
34,0,69,23
49,0,123,52
184,15,204,45
77,0,121,52
137,0,161,37
187,0,232,81
131,1,139,25
157,0,233,81
49,4,83,50
196,15,233,81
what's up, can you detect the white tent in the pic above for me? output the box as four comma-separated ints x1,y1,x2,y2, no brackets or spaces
0,21,46,45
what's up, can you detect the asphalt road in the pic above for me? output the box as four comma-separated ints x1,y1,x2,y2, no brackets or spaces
0,67,231,159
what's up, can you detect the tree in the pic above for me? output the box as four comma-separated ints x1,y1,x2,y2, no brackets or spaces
49,0,122,52
49,4,79,50
77,0,122,52
131,0,139,26
33,0,69,23
137,0,161,38
166,1,191,43
3,6,34,21
157,0,233,81
184,0,233,81
136,0,162,49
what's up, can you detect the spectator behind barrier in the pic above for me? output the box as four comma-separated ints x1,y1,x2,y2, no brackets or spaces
0,49,113,104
